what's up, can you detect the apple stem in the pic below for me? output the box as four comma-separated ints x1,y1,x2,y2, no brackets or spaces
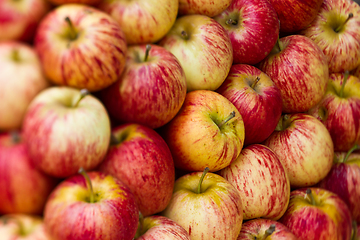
65,17,78,40
276,37,282,52
218,111,236,128
335,13,353,32
110,134,120,146
134,211,144,238
351,220,358,240
12,49,20,62
251,77,261,89
73,89,89,108
339,71,349,98
181,30,189,40
305,188,316,206
197,167,210,194
10,131,21,144
144,44,151,62
78,167,95,203
262,224,276,239
342,144,360,163
225,18,238,25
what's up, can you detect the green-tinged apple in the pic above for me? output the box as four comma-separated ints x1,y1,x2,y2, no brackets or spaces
162,168,243,240
258,35,329,113
301,0,360,73
219,144,290,220
44,170,139,240
0,132,58,215
34,4,127,92
308,72,360,151
159,90,245,172
216,64,282,146
238,218,298,239
22,87,111,178
0,214,49,240
267,0,323,33
158,14,233,92
280,188,352,240
97,0,178,45
214,0,279,65
99,44,187,129
135,215,190,240
0,0,50,42
263,113,334,188
177,0,232,17
98,123,175,217
0,41,50,131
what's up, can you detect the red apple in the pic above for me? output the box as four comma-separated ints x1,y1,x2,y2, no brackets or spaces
214,0,279,65
99,44,187,129
177,0,232,17
216,64,282,146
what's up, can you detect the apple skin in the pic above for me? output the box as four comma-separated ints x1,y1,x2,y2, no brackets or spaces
308,73,360,152
214,0,279,65
160,90,245,172
219,144,290,221
300,0,360,73
97,0,178,45
216,64,282,146
238,218,298,240
258,35,329,113
44,171,139,240
158,14,233,92
34,4,127,92
0,214,49,240
267,0,323,33
99,44,187,129
0,0,51,42
263,113,334,188
0,132,58,215
177,0,232,17
162,171,243,240
0,41,50,131
98,123,175,217
279,187,352,240
135,215,190,240
22,86,111,178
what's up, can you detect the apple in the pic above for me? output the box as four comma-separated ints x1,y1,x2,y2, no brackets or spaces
97,0,178,45
0,214,49,240
48,0,102,6
279,188,352,240
214,0,279,65
135,215,190,240
158,14,233,92
0,41,50,131
99,44,187,129
238,218,298,240
300,0,360,73
162,168,243,240
177,0,232,17
0,0,51,42
22,86,111,178
0,131,58,215
216,64,282,146
263,113,334,188
258,35,329,113
308,71,360,152
159,90,245,173
353,64,360,78
44,170,139,240
98,123,175,217
34,4,127,92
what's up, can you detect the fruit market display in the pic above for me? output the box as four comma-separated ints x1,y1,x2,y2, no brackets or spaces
1,0,360,239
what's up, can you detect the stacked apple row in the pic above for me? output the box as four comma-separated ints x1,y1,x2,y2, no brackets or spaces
1,0,360,239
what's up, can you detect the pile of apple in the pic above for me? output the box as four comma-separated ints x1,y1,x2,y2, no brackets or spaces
1,0,360,239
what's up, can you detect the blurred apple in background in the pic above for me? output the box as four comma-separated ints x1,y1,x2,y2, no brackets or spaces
308,72,360,152
34,4,127,92
216,64,282,146
22,87,111,178
160,90,245,173
162,169,243,240
259,35,329,113
0,0,50,42
98,123,175,217
214,0,279,65
99,44,187,129
0,41,50,131
280,188,352,240
44,170,139,240
263,113,334,188
98,0,178,45
301,0,360,73
158,14,233,92
48,0,102,6
177,0,231,17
